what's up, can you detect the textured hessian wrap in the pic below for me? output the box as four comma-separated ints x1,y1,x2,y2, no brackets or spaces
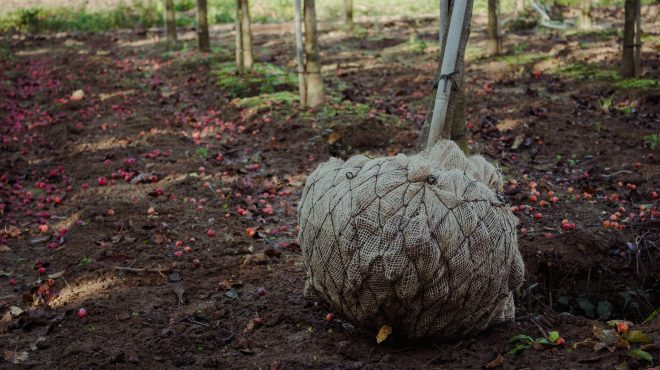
298,140,524,339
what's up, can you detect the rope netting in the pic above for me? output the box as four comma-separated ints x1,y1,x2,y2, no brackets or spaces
298,140,524,339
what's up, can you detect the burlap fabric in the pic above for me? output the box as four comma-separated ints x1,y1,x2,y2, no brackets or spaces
298,140,524,339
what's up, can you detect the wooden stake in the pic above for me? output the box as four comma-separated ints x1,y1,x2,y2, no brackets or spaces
426,0,469,150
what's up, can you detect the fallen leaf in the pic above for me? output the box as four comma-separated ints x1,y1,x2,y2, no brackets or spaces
628,349,652,362
326,132,342,145
10,306,24,316
152,232,167,245
70,89,85,101
3,350,29,364
485,354,505,368
219,279,243,290
225,288,239,299
245,319,255,333
47,270,66,279
376,325,392,344
243,252,269,265
172,283,185,305
0,245,10,252
625,330,651,344
30,235,50,244
511,134,525,150
5,226,21,238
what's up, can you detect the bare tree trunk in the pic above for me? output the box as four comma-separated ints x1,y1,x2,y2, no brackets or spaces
240,0,254,69
579,0,593,29
235,0,244,74
164,0,177,46
621,0,636,78
303,0,325,107
196,0,210,52
634,0,642,77
515,0,525,17
487,0,502,56
447,0,472,153
344,0,354,28
439,0,448,59
294,0,307,106
422,0,470,153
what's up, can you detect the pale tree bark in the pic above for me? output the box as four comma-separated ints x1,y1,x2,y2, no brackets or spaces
515,0,525,17
294,0,307,106
303,0,325,107
634,0,642,77
446,0,473,153
579,0,593,29
164,0,177,46
439,0,448,59
196,0,210,52
240,0,254,69
344,0,354,28
422,0,471,153
620,0,636,78
487,0,502,56
235,0,244,74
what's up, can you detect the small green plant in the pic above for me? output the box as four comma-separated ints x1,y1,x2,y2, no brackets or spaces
79,256,93,265
507,331,565,356
643,134,659,150
196,147,209,159
599,95,614,112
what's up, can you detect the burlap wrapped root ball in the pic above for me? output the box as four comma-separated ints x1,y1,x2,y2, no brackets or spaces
298,140,524,339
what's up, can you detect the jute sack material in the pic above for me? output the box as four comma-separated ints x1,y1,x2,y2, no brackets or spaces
298,140,524,339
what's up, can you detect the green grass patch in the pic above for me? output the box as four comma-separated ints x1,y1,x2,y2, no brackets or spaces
234,91,298,108
0,4,160,33
613,78,659,90
215,62,297,99
555,62,619,81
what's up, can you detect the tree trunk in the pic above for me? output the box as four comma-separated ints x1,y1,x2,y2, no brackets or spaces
303,0,325,107
620,0,636,78
294,0,307,106
447,0,472,153
439,0,448,59
235,0,244,74
196,0,210,52
164,0,177,46
487,0,502,56
515,0,525,17
634,0,642,77
344,0,354,28
579,0,592,29
240,0,254,69
422,0,471,153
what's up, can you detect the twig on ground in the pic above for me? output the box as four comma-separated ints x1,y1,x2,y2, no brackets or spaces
112,265,171,279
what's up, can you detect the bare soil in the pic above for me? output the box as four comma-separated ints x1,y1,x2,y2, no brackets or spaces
1,10,659,369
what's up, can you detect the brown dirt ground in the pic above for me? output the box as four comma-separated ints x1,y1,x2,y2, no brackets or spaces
1,9,659,370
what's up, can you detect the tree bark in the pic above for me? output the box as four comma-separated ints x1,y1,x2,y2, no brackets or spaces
447,0,472,153
240,0,254,69
303,0,325,107
620,0,636,78
344,0,354,28
235,0,244,74
421,0,471,153
196,0,210,52
439,0,448,59
634,0,642,77
579,0,592,29
294,0,307,106
164,0,177,46
487,0,502,56
515,0,525,17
